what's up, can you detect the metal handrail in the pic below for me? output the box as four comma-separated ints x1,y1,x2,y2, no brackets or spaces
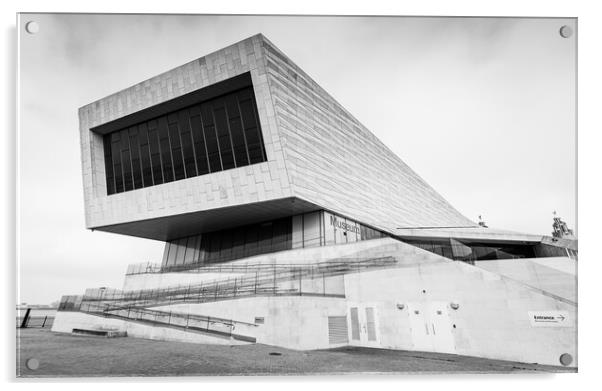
58,256,398,337
126,256,396,275
86,257,394,306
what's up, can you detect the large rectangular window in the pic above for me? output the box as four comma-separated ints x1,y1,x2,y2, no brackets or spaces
101,84,266,195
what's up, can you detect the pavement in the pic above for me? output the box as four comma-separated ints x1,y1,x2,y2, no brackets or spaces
16,328,576,377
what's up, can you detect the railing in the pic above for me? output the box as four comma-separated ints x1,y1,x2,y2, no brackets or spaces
59,256,398,338
17,316,54,328
126,262,162,275
91,306,258,341
58,295,83,311
62,257,396,314
85,257,395,310
16,308,55,329
126,256,395,276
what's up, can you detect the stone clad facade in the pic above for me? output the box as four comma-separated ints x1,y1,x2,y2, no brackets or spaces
78,34,474,241
261,37,474,233
78,35,292,237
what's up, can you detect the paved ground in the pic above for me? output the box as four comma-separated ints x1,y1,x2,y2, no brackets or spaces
16,328,575,377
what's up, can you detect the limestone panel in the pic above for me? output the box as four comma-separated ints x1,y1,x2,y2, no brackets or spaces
259,35,476,235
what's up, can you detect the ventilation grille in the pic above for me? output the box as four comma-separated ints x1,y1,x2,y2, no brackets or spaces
328,316,349,345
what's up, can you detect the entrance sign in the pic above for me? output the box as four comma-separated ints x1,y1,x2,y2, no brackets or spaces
528,311,570,327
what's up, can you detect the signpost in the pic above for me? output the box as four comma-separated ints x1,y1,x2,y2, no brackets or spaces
528,311,570,327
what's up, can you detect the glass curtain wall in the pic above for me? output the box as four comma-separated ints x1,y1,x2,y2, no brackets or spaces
102,86,266,195
162,217,292,270
161,210,388,270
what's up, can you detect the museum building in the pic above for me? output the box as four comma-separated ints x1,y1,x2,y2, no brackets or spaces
52,34,577,368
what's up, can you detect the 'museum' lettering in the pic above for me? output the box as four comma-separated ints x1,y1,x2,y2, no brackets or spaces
330,215,360,234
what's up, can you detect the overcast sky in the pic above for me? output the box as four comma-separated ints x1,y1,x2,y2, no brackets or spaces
18,14,576,304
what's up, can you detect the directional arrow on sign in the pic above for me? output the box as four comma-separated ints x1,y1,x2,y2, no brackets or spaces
529,311,570,327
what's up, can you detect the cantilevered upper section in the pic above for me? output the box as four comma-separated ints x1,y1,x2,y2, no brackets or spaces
78,34,475,241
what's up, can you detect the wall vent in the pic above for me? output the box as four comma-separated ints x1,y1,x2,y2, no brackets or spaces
328,316,349,345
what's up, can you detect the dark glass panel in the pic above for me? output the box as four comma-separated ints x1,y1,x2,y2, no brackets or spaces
157,117,174,183
360,226,368,241
272,218,292,252
195,234,205,264
200,103,222,172
213,103,236,170
258,222,273,253
189,105,209,175
128,126,143,189
469,245,496,260
111,132,123,193
238,94,265,164
226,95,249,167
402,238,536,262
244,227,258,258
441,245,453,259
120,129,133,191
167,113,185,181
207,233,221,263
103,137,115,195
178,109,197,178
138,123,153,187
200,234,211,264
465,242,535,260
147,120,163,185
220,229,233,261
231,227,246,260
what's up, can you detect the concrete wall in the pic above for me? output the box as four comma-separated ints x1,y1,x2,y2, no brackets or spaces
53,297,347,351
159,296,347,350
474,257,577,303
344,250,576,367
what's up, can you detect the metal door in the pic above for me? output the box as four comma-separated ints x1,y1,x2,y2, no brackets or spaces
406,302,455,354
348,303,380,347
428,302,455,354
407,303,434,352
